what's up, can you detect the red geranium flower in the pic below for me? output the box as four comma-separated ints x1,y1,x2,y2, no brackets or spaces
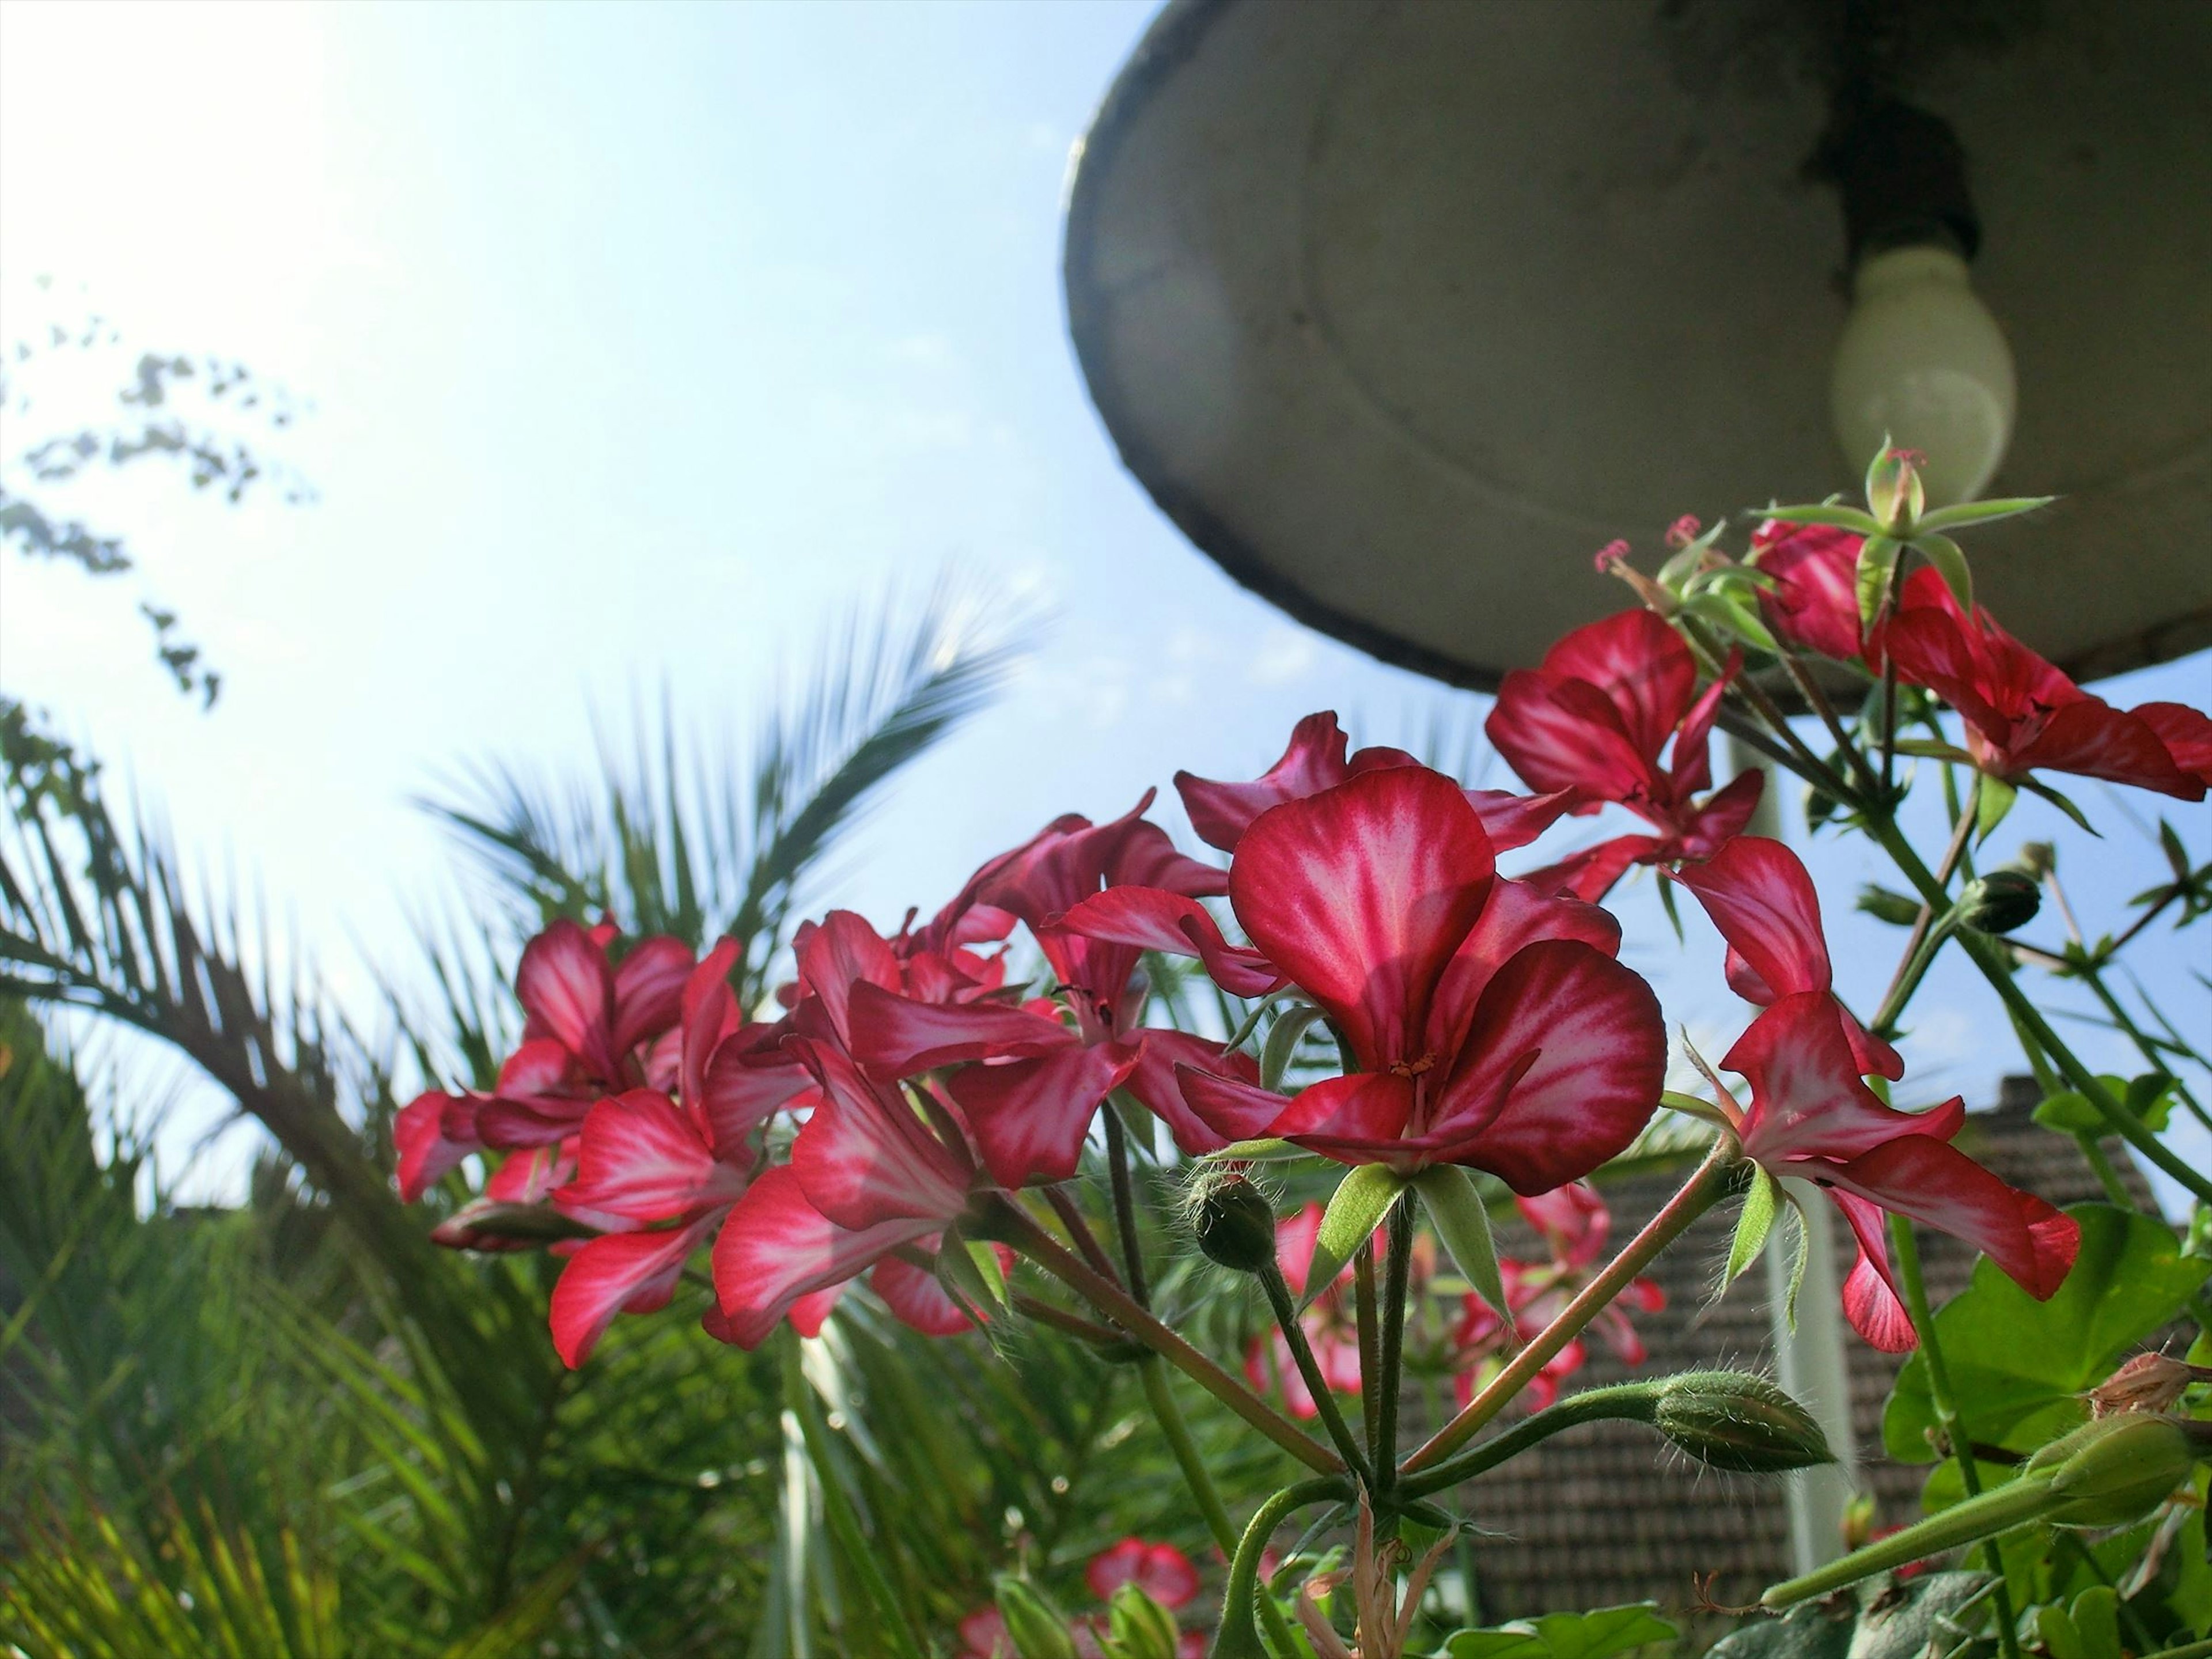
1086,1537,1201,1609
1088,763,1664,1187
1750,518,1867,665
1673,837,2080,1350
1485,611,1764,900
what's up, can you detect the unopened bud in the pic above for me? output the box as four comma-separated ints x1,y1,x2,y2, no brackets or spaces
1958,869,2041,935
2028,1412,2203,1528
2011,841,2056,880
1104,1583,1181,1659
993,1575,1078,1659
1653,1372,1834,1474
1191,1173,1278,1275
1866,446,1925,532
2088,1353,2212,1418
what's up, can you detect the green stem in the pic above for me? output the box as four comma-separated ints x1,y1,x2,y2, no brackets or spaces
986,1196,1343,1475
1211,1477,1352,1659
1872,781,1979,1039
1259,1262,1373,1485
1762,1476,2053,1608
1375,1196,1413,1490
1401,1135,1738,1474
1103,1106,1150,1306
1888,1216,2021,1659
1400,1380,1663,1499
1869,818,2212,1206
2074,1133,2132,1207
1355,1239,1382,1459
1139,1359,1302,1657
2075,966,2212,1137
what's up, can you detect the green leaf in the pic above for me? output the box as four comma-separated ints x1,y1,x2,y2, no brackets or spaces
1704,1572,1993,1659
1303,1164,1408,1306
1882,1204,2212,1463
1760,502,1885,535
1975,775,2018,844
1914,495,2056,535
1414,1165,1509,1323
2034,1075,2172,1137
1726,1168,1781,1287
1445,1603,1678,1659
1911,531,1973,614
1855,535,1902,627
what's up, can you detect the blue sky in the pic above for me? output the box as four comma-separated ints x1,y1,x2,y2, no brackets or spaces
3,0,2207,1206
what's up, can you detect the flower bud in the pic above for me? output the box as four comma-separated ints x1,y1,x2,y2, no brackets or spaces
2088,1353,2212,1418
993,1575,1078,1659
1958,869,2041,934
2011,840,2056,880
1190,1172,1278,1275
1103,1583,1181,1659
2028,1412,2202,1528
1653,1372,1834,1474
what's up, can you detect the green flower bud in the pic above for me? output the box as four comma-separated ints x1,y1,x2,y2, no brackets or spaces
2028,1413,2202,1529
994,1575,1078,1659
1103,1582,1181,1659
1190,1172,1278,1275
1958,869,2041,934
1653,1372,1834,1474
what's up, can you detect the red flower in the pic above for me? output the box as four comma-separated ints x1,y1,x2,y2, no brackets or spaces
1673,838,2080,1351
1086,1537,1201,1609
1176,711,1577,857
1140,766,1664,1186
1486,612,1764,900
1751,519,1866,665
1880,575,2207,800
845,796,1256,1183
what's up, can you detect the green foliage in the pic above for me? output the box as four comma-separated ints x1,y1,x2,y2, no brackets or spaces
1444,1602,1677,1659
1882,1206,2211,1464
1706,1573,1993,1659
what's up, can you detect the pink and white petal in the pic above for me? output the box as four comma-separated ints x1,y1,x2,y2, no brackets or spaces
1514,834,1665,904
1727,994,1961,1164
610,935,696,1056
1123,1029,1262,1156
786,1284,844,1338
846,981,1075,1074
1824,1137,2081,1302
950,1039,1144,1188
516,920,616,1074
2008,699,2204,800
1052,888,1285,998
1429,941,1664,1193
1827,1190,1919,1353
1175,713,1353,852
487,1141,577,1206
1175,1063,1297,1146
871,1244,1013,1337
789,1039,972,1230
1878,609,2009,740
1272,1072,1421,1166
795,911,908,1047
1465,786,1581,853
1669,836,1832,999
1752,521,1865,664
1540,609,1700,762
1429,877,1622,1060
475,1091,594,1149
395,1090,478,1202
495,1037,584,1102
1677,767,1767,856
1487,669,1653,804
1273,1202,1325,1296
556,1089,744,1224
710,1166,941,1350
2137,700,2212,787
1230,767,1494,1067
1108,820,1230,899
549,1210,721,1368
699,1039,815,1157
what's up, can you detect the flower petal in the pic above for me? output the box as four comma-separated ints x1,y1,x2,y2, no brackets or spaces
549,1210,720,1368
1230,766,1494,1068
1827,1190,1919,1353
1540,609,1700,761
845,981,1076,1074
789,1039,972,1230
1429,940,1665,1193
1175,1063,1300,1147
793,911,906,1048
395,1090,478,1202
1122,1028,1262,1156
516,919,616,1075
1465,786,1581,853
1428,877,1621,1061
1727,993,1960,1164
1752,520,1865,664
2138,700,2212,787
1515,833,1666,904
2007,698,2204,799
949,1039,1144,1188
1176,714,1354,851
610,936,695,1057
1671,836,1833,999
556,1089,744,1224
1823,1136,2080,1302
710,1166,940,1350
1051,888,1285,998
1274,1072,1420,1165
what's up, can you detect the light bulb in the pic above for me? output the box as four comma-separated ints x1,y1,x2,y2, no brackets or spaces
1830,244,2016,506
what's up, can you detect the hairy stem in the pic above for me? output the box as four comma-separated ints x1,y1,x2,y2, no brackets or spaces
1103,1105,1151,1306
1401,1380,1663,1499
1213,1477,1353,1659
1259,1262,1373,1485
1376,1196,1413,1489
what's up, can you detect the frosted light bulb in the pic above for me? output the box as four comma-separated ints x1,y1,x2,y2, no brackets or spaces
1830,244,2016,506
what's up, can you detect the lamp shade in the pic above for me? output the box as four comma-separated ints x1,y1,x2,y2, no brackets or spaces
1063,0,2212,690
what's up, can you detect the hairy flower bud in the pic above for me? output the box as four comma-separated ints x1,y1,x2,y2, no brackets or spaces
1190,1172,1278,1274
1103,1583,1181,1659
1653,1372,1834,1474
993,1575,1078,1659
1958,869,2041,934
2088,1353,2212,1418
2028,1412,2203,1528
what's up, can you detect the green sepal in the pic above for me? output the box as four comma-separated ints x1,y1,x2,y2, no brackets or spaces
1726,1167,1781,1288
1656,873,1684,943
1974,775,2018,844
1911,530,1972,614
1303,1164,1409,1308
1913,495,2055,535
937,1233,1010,1317
2017,775,2099,836
1202,1138,1307,1164
1889,738,1976,765
1760,502,1885,535
1660,1090,1730,1127
1260,1003,1325,1092
1778,1189,1810,1330
1414,1164,1510,1324
1854,535,1902,627
1679,590,1778,654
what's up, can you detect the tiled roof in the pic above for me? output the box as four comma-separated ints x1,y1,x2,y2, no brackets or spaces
1434,1078,2156,1626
